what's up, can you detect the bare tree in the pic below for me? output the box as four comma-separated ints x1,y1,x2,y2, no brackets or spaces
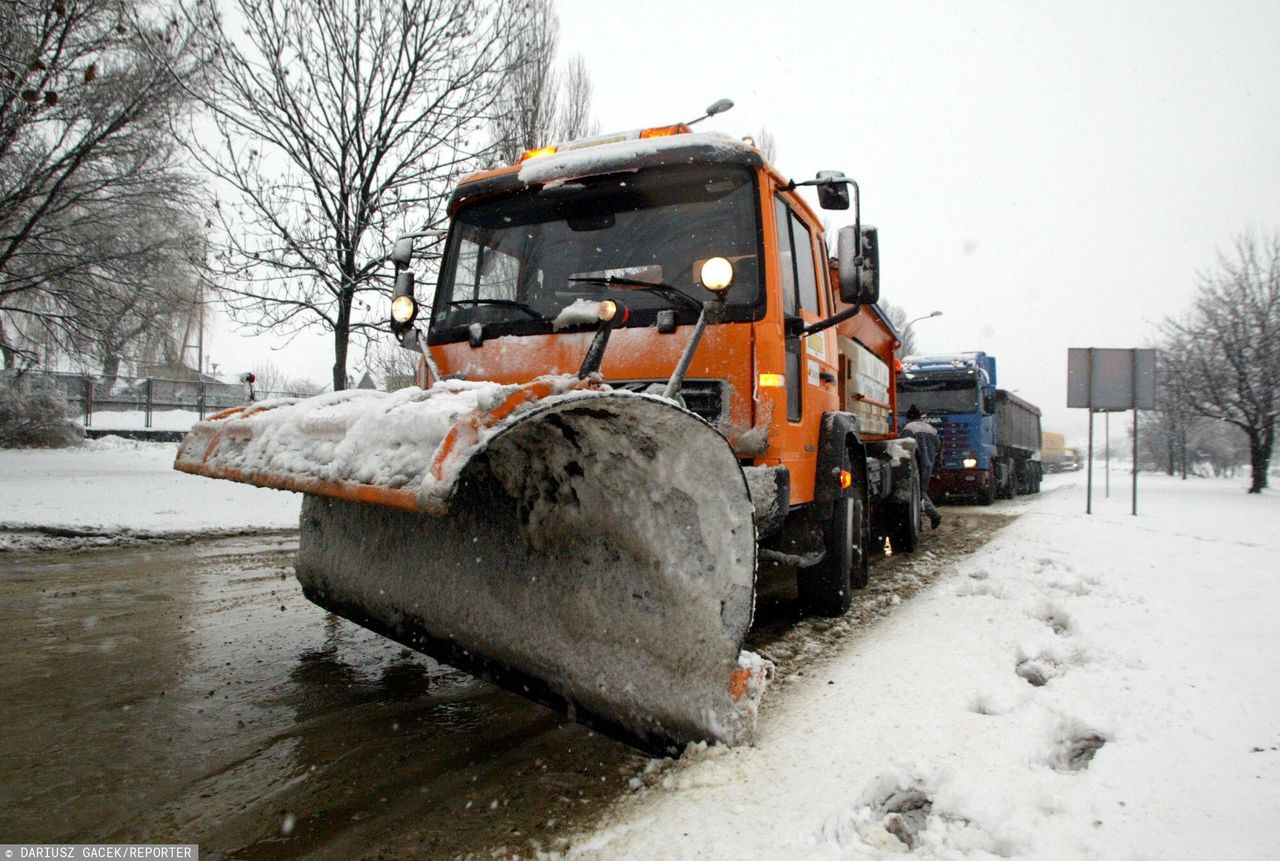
490,0,558,165
754,127,778,164
878,301,920,357
555,54,596,141
1163,232,1279,492
1140,345,1200,479
249,359,322,397
488,1,596,166
1,0,204,366
185,0,526,391
365,340,419,391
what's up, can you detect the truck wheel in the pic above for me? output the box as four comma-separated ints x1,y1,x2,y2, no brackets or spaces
798,450,866,616
888,465,921,554
999,459,1017,499
978,465,995,505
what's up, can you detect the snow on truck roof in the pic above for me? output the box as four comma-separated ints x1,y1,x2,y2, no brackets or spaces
902,352,985,367
516,131,757,184
452,131,764,205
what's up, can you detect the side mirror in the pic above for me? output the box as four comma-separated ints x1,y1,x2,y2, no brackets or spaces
983,394,995,414
814,170,850,210
858,226,879,304
391,235,415,269
837,224,880,305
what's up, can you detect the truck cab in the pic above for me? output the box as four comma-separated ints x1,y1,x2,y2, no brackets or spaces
897,351,1042,502
394,123,920,613
898,352,999,502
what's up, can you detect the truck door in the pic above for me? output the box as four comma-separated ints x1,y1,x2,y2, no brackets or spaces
774,197,838,419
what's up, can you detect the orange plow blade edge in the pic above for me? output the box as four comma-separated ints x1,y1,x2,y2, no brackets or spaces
175,377,770,752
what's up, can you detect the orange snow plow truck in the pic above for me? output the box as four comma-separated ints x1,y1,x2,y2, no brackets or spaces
176,103,924,754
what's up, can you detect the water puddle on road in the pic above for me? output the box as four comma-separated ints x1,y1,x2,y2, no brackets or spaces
0,536,643,859
0,511,1013,859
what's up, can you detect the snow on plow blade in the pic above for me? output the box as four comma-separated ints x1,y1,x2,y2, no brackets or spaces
175,377,769,752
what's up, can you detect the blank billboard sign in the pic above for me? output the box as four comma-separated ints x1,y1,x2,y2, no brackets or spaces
1067,348,1157,410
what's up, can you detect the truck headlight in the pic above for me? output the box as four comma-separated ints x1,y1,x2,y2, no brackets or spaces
699,256,733,292
391,295,417,324
962,457,978,468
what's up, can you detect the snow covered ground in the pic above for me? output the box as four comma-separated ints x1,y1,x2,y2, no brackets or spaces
549,473,1280,860
82,407,204,431
0,437,299,549
2,440,1277,858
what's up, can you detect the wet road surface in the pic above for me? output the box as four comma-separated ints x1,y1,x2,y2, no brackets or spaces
0,510,1013,859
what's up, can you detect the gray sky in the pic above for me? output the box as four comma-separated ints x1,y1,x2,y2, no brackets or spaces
221,0,1280,444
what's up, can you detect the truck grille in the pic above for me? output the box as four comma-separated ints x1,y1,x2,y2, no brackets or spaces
612,379,727,425
933,419,972,459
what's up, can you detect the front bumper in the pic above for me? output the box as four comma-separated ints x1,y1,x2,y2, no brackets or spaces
930,467,990,499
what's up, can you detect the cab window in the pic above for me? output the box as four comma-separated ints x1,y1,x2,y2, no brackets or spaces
774,197,822,316
773,198,796,315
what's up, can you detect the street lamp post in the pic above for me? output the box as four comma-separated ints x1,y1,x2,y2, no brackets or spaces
900,310,943,353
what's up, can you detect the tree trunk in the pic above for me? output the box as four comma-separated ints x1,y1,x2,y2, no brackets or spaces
332,325,349,392
1246,427,1271,493
0,321,14,369
101,354,121,389
1244,427,1274,493
332,281,354,391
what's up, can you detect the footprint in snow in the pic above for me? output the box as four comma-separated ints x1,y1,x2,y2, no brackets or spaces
877,785,933,850
1049,725,1108,772
1033,600,1073,636
1014,636,1079,687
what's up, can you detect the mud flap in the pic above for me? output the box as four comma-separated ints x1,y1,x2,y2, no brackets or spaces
175,382,769,752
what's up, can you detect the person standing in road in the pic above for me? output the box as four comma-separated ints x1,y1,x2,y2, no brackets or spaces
901,404,943,529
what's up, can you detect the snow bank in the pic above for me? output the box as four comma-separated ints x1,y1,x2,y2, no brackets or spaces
0,436,299,549
548,474,1280,860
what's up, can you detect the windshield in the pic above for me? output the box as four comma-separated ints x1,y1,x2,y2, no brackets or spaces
898,377,980,415
429,164,762,343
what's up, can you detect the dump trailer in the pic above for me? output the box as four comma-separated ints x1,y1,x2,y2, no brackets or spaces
897,352,1043,503
1041,431,1080,473
176,108,924,753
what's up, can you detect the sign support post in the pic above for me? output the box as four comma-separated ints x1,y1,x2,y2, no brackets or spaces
1067,347,1156,517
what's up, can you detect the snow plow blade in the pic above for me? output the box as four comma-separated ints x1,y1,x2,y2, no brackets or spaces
175,377,769,752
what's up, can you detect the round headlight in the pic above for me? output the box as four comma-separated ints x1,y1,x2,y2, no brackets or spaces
700,256,734,293
597,299,618,322
962,458,978,469
391,295,417,324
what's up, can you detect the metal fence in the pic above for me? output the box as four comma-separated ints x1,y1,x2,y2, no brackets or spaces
0,369,318,432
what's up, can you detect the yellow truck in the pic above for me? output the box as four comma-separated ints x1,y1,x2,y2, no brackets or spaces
1042,431,1080,472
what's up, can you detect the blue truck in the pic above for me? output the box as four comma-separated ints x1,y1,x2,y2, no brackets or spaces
896,352,1042,504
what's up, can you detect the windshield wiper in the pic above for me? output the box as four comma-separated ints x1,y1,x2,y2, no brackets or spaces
448,298,546,321
568,276,703,314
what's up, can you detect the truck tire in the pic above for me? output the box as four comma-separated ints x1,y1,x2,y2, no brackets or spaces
799,448,867,616
978,465,996,505
888,464,921,554
999,458,1017,500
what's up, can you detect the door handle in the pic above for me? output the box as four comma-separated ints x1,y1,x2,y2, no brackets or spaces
819,371,836,384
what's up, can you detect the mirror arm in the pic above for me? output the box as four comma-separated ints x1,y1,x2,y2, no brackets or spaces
389,228,448,270
663,299,724,399
412,329,443,386
799,303,861,339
